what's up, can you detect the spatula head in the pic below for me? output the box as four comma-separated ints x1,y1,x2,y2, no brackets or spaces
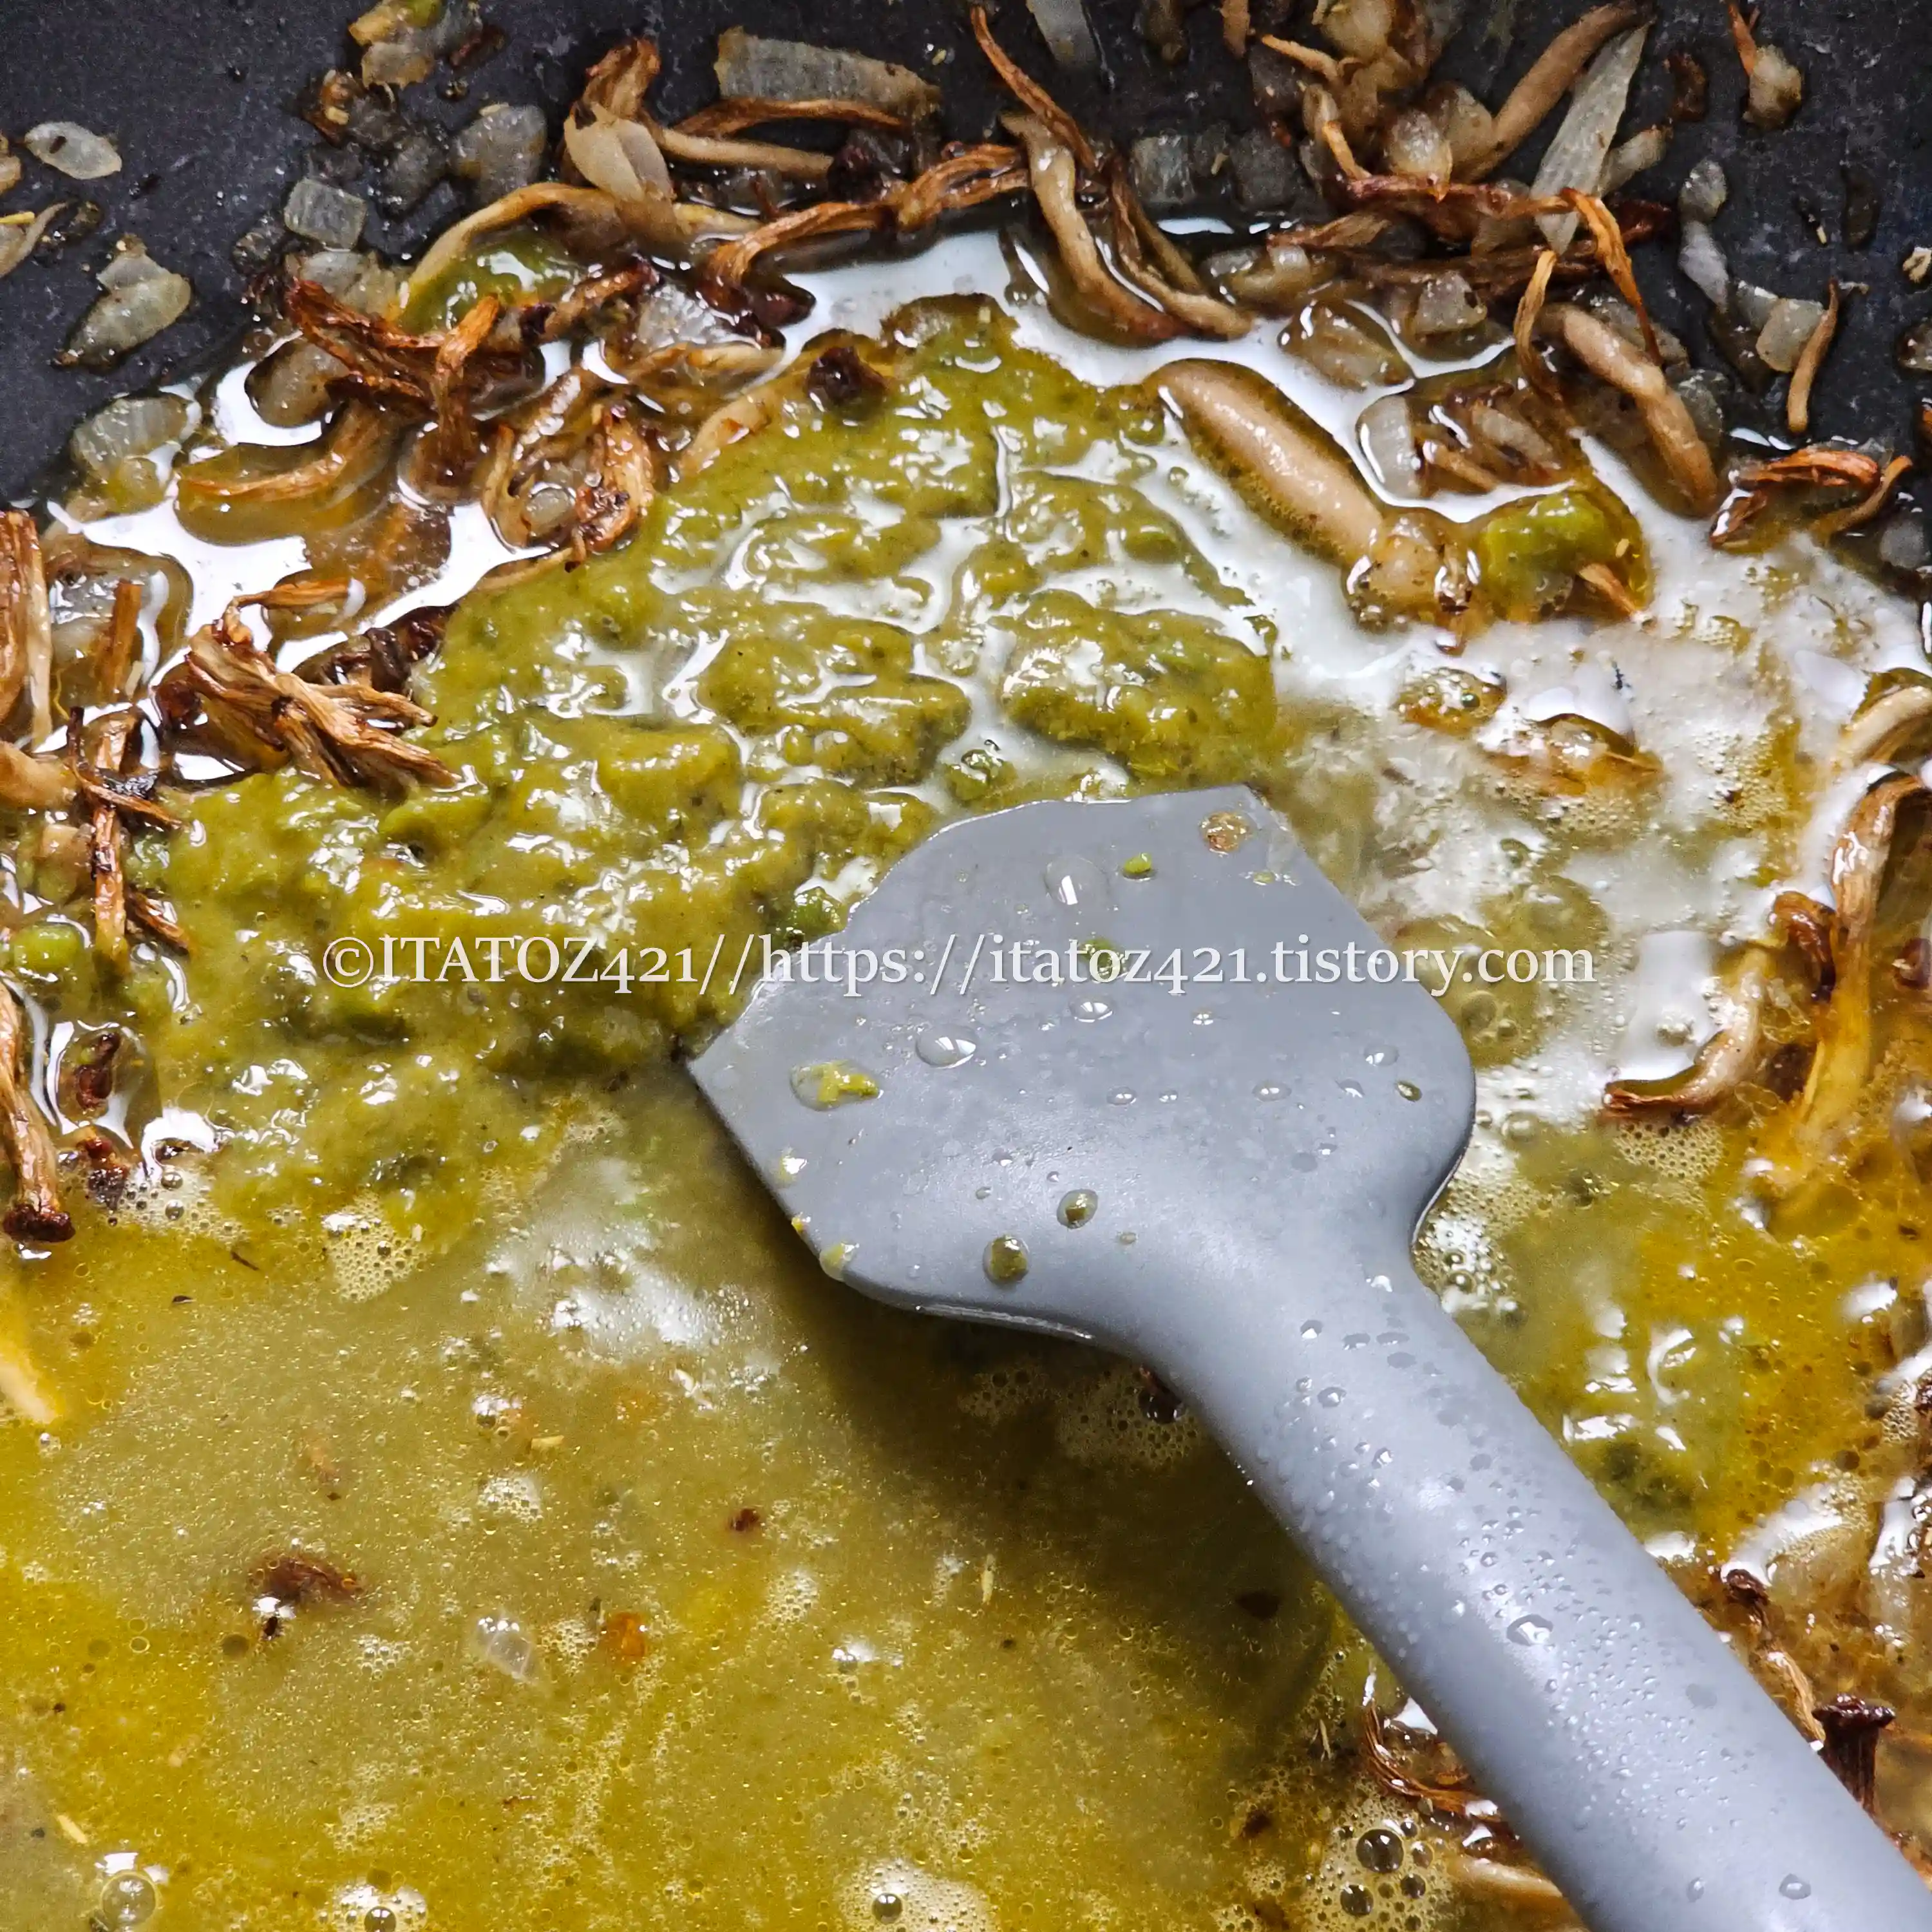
691,786,1475,1352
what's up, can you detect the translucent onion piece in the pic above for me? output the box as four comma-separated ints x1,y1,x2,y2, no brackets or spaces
1320,0,1397,62
1679,156,1728,225
1026,0,1101,71
1425,84,1494,178
451,104,548,204
0,206,62,282
1412,270,1487,339
1383,108,1453,186
1283,303,1407,388
284,178,369,250
713,29,941,122
1358,394,1423,498
562,109,673,204
1531,25,1648,250
1757,296,1824,374
23,121,122,181
70,396,192,480
59,243,193,369
1678,222,1731,307
1745,44,1804,130
1598,123,1668,196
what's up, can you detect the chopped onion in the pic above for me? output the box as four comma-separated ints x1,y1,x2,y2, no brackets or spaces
1423,84,1494,177
1208,243,1329,310
247,340,350,427
1383,109,1453,186
1678,222,1731,307
363,33,436,87
1411,270,1486,339
1671,369,1731,455
1320,0,1397,62
70,396,191,479
1129,135,1195,214
58,241,193,369
713,28,941,121
377,126,451,220
1531,25,1649,250
1283,304,1407,389
349,0,442,86
283,178,368,250
23,121,122,181
562,109,672,204
0,206,62,282
1757,296,1824,374
1026,0,1101,71
451,104,548,204
1897,317,1932,375
1358,394,1424,498
1599,123,1668,196
1468,401,1561,473
1730,281,1777,332
1745,43,1804,130
1678,157,1728,225
289,249,398,313
1879,513,1930,573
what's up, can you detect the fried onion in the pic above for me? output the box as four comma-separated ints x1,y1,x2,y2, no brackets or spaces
0,987,69,1244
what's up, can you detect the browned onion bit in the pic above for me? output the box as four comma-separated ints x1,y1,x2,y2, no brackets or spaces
0,513,55,748
0,988,70,1245
676,97,910,140
1358,1677,1484,1817
1464,3,1651,179
1514,247,1561,395
0,744,77,812
79,708,139,970
1560,188,1660,365
165,603,453,794
1604,948,1776,1119
1813,1695,1894,1815
1760,772,1929,1196
967,5,1097,173
1710,447,1909,546
1786,281,1841,439
1543,303,1719,514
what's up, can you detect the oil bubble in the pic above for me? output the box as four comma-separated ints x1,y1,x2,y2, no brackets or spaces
791,1062,880,1109
1200,810,1254,853
98,1872,157,1927
1043,855,1110,912
1357,1827,1403,1873
1507,1615,1553,1647
984,1235,1029,1286
1057,1189,1098,1228
915,1032,976,1068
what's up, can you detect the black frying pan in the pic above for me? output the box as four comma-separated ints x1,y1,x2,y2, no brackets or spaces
1,0,1930,504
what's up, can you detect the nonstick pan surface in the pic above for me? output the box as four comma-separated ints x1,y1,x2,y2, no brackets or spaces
1,2,1930,498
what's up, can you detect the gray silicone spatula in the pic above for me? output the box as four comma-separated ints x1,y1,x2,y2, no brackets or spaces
691,784,1932,1932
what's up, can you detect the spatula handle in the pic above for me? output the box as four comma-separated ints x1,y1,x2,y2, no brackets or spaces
1144,1247,1932,1932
